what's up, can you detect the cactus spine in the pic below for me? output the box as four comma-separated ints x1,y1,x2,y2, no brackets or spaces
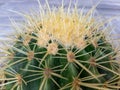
0,0,120,90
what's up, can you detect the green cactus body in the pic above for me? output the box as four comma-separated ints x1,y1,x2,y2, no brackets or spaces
0,0,120,90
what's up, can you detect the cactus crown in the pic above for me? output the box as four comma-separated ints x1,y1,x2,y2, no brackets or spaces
0,0,120,90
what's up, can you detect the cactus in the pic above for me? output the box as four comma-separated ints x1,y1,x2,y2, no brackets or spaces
0,0,120,90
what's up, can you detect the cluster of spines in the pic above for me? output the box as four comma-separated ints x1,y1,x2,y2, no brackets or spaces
0,0,120,90
0,30,120,90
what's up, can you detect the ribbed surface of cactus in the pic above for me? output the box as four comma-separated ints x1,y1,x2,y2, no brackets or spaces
0,0,120,90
